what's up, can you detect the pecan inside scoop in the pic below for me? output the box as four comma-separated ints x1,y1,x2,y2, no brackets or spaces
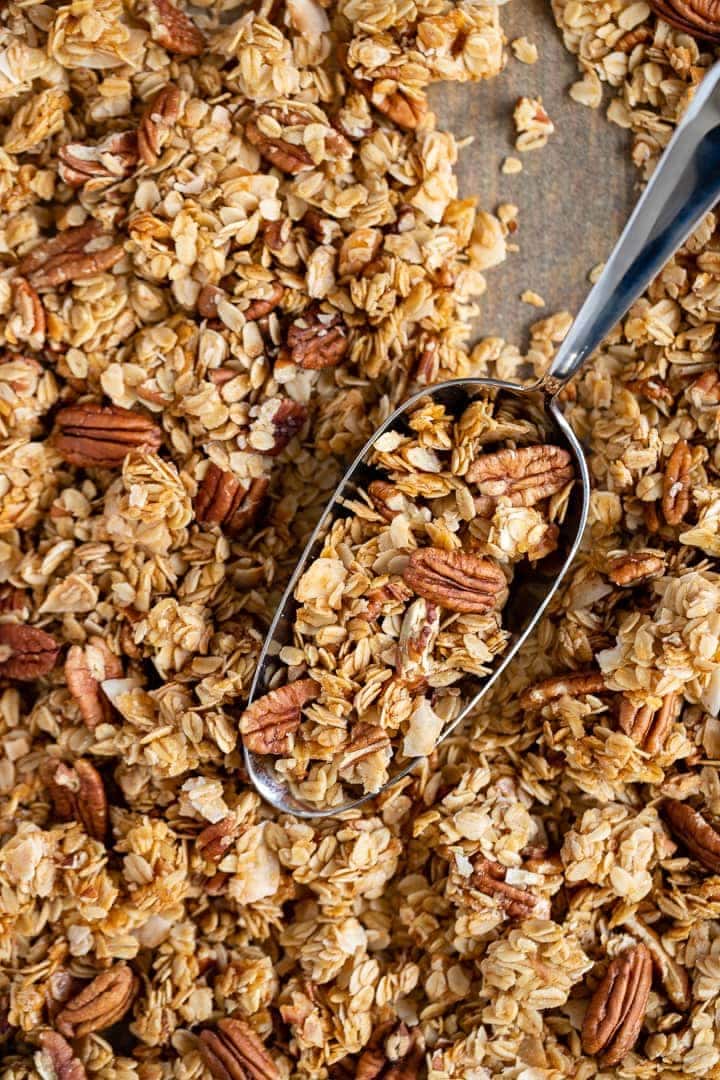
650,0,720,42
402,548,507,614
240,678,320,755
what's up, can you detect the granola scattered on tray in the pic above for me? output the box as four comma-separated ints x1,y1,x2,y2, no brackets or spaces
240,394,574,805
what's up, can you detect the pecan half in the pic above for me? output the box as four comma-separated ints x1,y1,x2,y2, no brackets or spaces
662,439,692,525
268,399,307,455
649,0,720,42
138,84,181,166
56,966,137,1038
41,758,108,841
240,678,320,755
402,548,507,614
280,304,349,370
619,692,679,753
199,1017,279,1080
396,598,439,678
0,624,59,680
582,944,652,1067
36,1031,87,1080
53,403,163,468
65,637,123,729
144,0,205,55
469,856,539,920
519,670,606,711
195,465,269,535
607,551,666,587
196,816,240,863
664,799,720,872
18,223,123,290
467,445,574,514
59,131,138,188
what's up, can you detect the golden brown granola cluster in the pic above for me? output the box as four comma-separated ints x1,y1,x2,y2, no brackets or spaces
241,395,573,807
4,0,720,1077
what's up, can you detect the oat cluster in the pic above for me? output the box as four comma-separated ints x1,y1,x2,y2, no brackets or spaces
4,0,720,1076
241,394,573,808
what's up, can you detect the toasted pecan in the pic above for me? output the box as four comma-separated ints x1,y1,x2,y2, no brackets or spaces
240,678,320,755
582,944,652,1066
402,548,507,614
53,403,163,468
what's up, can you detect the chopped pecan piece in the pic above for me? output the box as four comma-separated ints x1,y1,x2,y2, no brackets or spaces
688,368,720,405
41,758,108,840
662,439,692,525
363,580,414,621
623,913,690,1010
196,816,240,863
197,284,225,319
59,131,138,187
0,624,59,680
53,403,163,468
467,445,574,514
65,637,123,730
199,1017,279,1080
519,670,606,712
195,464,269,535
246,106,314,173
246,104,351,174
280,304,349,370
11,278,45,342
396,598,439,678
649,0,720,42
56,965,137,1038
619,692,679,753
338,722,391,774
664,799,720,872
138,84,181,166
582,944,652,1067
17,222,104,276
615,26,652,51
469,856,539,919
36,1031,87,1080
0,583,26,615
607,551,666,587
144,0,205,55
368,481,406,522
244,281,285,321
402,548,507,614
339,46,428,131
268,399,307,455
240,678,320,755
17,223,123,290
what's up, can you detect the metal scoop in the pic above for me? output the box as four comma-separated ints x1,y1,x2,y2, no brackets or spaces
244,64,720,818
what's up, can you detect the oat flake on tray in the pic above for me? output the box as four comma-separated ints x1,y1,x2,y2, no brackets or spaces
3,0,720,1077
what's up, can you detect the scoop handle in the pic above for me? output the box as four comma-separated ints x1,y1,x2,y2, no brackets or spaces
545,62,720,391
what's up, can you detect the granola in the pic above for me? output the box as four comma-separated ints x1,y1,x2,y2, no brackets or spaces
3,0,720,1077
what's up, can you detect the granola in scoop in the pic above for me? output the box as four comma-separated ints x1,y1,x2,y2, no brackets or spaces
241,395,574,805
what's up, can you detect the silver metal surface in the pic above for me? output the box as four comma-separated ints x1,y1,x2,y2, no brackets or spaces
244,63,720,818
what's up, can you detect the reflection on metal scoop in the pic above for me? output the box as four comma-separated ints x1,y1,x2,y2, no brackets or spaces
244,64,720,818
